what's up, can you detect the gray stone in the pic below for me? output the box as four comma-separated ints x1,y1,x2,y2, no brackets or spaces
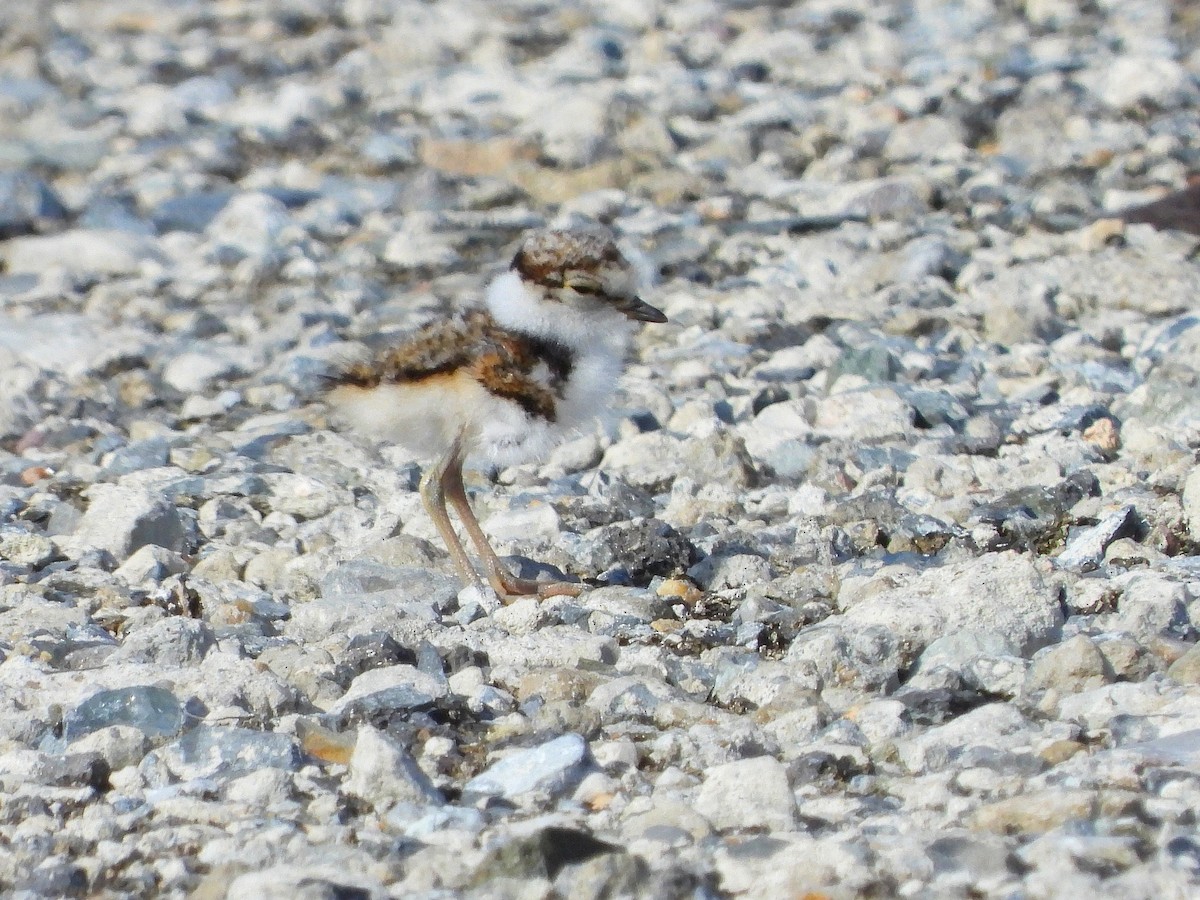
1026,634,1114,695
912,631,1019,677
694,755,797,832
1108,575,1191,640
838,553,1063,661
153,725,302,781
738,399,814,478
0,313,146,379
114,544,188,585
1084,55,1196,111
0,529,60,568
72,485,190,560
602,430,757,491
1168,645,1200,685
110,618,216,666
1183,467,1200,542
786,623,905,692
67,724,151,771
204,191,292,263
1,229,165,277
330,665,447,720
320,559,459,608
161,349,248,394
1123,729,1200,771
688,553,774,591
345,726,444,808
896,703,1037,774
223,866,386,900
102,437,171,477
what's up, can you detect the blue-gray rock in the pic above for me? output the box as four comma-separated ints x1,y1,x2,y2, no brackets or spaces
152,187,317,233
1124,729,1200,772
0,171,66,234
156,725,303,780
828,344,899,386
19,860,89,898
153,191,236,233
63,685,187,741
102,437,171,477
463,733,591,803
77,197,156,235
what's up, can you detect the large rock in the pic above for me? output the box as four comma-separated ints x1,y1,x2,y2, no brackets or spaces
71,485,190,560
463,733,592,804
345,726,444,809
694,755,798,832
1,229,165,277
837,553,1063,661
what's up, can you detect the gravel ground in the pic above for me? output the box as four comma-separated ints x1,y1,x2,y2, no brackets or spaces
2,1,1200,897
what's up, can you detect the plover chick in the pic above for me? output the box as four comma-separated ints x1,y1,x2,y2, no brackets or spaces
328,224,667,601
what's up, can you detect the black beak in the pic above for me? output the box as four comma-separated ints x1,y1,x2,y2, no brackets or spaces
622,296,668,323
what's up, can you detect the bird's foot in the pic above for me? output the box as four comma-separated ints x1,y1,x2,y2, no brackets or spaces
493,573,584,602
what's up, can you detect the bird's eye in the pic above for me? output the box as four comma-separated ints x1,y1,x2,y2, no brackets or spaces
570,283,600,295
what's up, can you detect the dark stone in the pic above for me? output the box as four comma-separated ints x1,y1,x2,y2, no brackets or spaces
292,880,370,900
588,518,698,585
751,384,790,415
333,632,417,687
558,476,657,530
37,752,110,791
473,826,618,882
892,682,991,726
1165,835,1200,876
787,749,871,784
732,61,771,82
441,644,490,675
969,471,1100,550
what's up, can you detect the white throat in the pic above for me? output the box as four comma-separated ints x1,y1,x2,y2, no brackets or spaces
485,269,634,353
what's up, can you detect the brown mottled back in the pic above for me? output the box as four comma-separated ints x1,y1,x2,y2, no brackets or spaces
335,310,575,422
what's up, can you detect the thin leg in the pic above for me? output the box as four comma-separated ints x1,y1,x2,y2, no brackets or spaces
440,450,583,601
419,439,484,593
